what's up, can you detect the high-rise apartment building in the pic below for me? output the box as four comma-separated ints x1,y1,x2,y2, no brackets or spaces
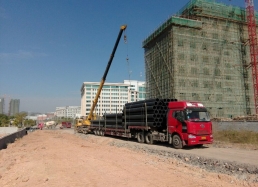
0,98,4,114
80,80,146,117
9,99,20,116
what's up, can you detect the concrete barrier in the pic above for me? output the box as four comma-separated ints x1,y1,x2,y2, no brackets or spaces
212,121,258,132
0,128,27,150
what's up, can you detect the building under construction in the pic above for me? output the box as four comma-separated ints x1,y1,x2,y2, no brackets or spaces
143,0,258,118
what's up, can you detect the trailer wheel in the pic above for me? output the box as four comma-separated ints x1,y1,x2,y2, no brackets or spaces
172,134,183,149
145,132,153,144
137,132,145,143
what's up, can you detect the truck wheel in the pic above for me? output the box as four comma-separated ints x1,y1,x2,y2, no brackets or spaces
96,130,100,136
137,132,145,143
172,134,183,149
145,132,153,144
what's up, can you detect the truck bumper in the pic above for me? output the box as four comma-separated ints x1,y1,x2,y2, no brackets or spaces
187,134,213,146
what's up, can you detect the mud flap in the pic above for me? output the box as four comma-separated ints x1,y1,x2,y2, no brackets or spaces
168,134,172,144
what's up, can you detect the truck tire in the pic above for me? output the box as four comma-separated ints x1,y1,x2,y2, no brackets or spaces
96,130,100,136
145,132,153,144
172,134,183,149
137,132,145,143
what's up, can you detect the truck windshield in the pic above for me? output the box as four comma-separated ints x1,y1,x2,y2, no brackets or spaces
185,109,210,122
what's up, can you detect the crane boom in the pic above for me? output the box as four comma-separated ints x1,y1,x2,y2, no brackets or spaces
86,25,127,124
245,0,258,113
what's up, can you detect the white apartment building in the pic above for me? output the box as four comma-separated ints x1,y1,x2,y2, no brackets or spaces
55,106,81,118
80,80,146,117
124,80,146,102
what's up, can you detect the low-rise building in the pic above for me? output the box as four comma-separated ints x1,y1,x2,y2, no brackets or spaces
80,80,146,117
55,106,81,118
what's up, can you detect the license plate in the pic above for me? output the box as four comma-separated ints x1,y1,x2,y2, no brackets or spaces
201,136,206,140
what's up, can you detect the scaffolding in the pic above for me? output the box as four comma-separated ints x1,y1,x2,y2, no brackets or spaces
143,0,258,118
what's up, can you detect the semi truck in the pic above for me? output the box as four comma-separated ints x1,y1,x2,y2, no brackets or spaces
61,122,72,128
78,98,213,149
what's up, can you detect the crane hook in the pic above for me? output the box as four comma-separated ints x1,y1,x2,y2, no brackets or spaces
124,34,127,43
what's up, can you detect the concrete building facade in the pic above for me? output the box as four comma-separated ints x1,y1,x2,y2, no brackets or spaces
124,80,146,102
80,80,146,117
142,0,258,118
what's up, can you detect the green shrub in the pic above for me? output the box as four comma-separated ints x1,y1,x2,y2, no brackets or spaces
213,130,258,144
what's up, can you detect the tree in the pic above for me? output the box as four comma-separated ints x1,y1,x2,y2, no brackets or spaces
13,112,28,127
23,119,36,127
0,114,10,127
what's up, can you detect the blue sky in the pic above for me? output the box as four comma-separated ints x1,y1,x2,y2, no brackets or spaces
0,0,245,113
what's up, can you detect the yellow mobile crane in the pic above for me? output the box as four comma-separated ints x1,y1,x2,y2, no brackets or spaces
75,25,127,134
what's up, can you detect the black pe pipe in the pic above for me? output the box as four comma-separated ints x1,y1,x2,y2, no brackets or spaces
122,122,156,126
122,114,155,119
125,101,162,109
125,98,160,107
103,113,123,119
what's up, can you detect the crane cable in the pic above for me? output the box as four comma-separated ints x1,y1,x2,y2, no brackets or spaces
124,30,131,86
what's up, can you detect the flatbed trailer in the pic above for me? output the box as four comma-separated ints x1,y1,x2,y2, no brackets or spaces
78,99,213,149
89,124,170,144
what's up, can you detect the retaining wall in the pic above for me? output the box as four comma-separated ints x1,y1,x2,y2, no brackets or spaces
0,128,27,150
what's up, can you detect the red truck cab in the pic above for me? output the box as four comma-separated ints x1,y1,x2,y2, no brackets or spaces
61,122,72,128
167,101,213,148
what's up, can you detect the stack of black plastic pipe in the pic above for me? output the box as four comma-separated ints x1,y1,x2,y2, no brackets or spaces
91,113,123,128
122,98,177,128
90,98,177,128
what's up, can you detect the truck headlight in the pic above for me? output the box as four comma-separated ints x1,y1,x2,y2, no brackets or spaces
188,134,196,139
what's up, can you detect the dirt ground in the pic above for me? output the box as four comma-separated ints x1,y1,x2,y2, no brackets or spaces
0,129,257,187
